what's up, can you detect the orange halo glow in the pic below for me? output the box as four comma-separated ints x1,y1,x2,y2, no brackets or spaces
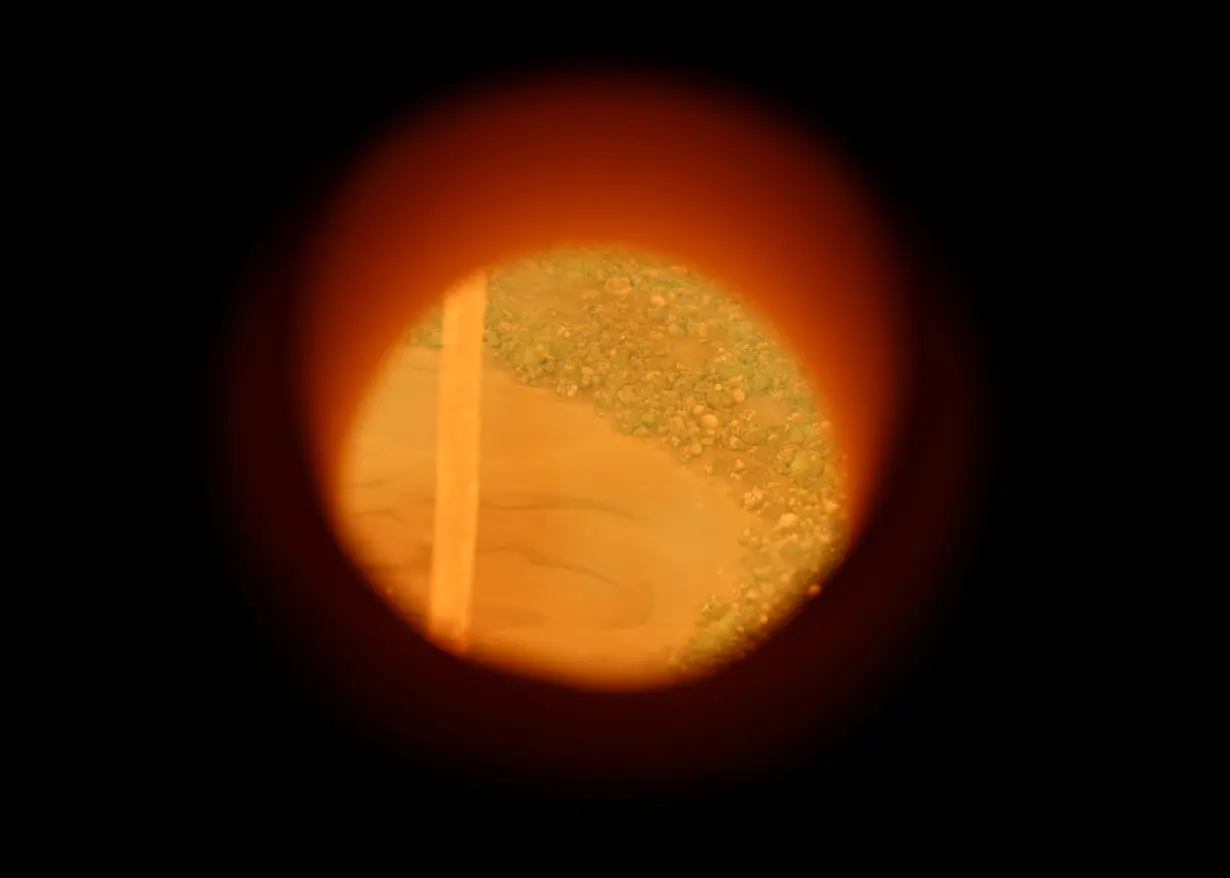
218,71,979,791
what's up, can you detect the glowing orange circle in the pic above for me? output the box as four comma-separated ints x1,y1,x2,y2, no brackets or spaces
217,72,979,793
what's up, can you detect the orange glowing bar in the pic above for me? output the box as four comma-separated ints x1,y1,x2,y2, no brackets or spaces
426,270,488,653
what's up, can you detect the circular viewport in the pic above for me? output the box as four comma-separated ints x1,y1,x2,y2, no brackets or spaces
335,244,850,691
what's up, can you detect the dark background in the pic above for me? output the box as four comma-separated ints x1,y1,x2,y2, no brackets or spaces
152,41,1045,823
